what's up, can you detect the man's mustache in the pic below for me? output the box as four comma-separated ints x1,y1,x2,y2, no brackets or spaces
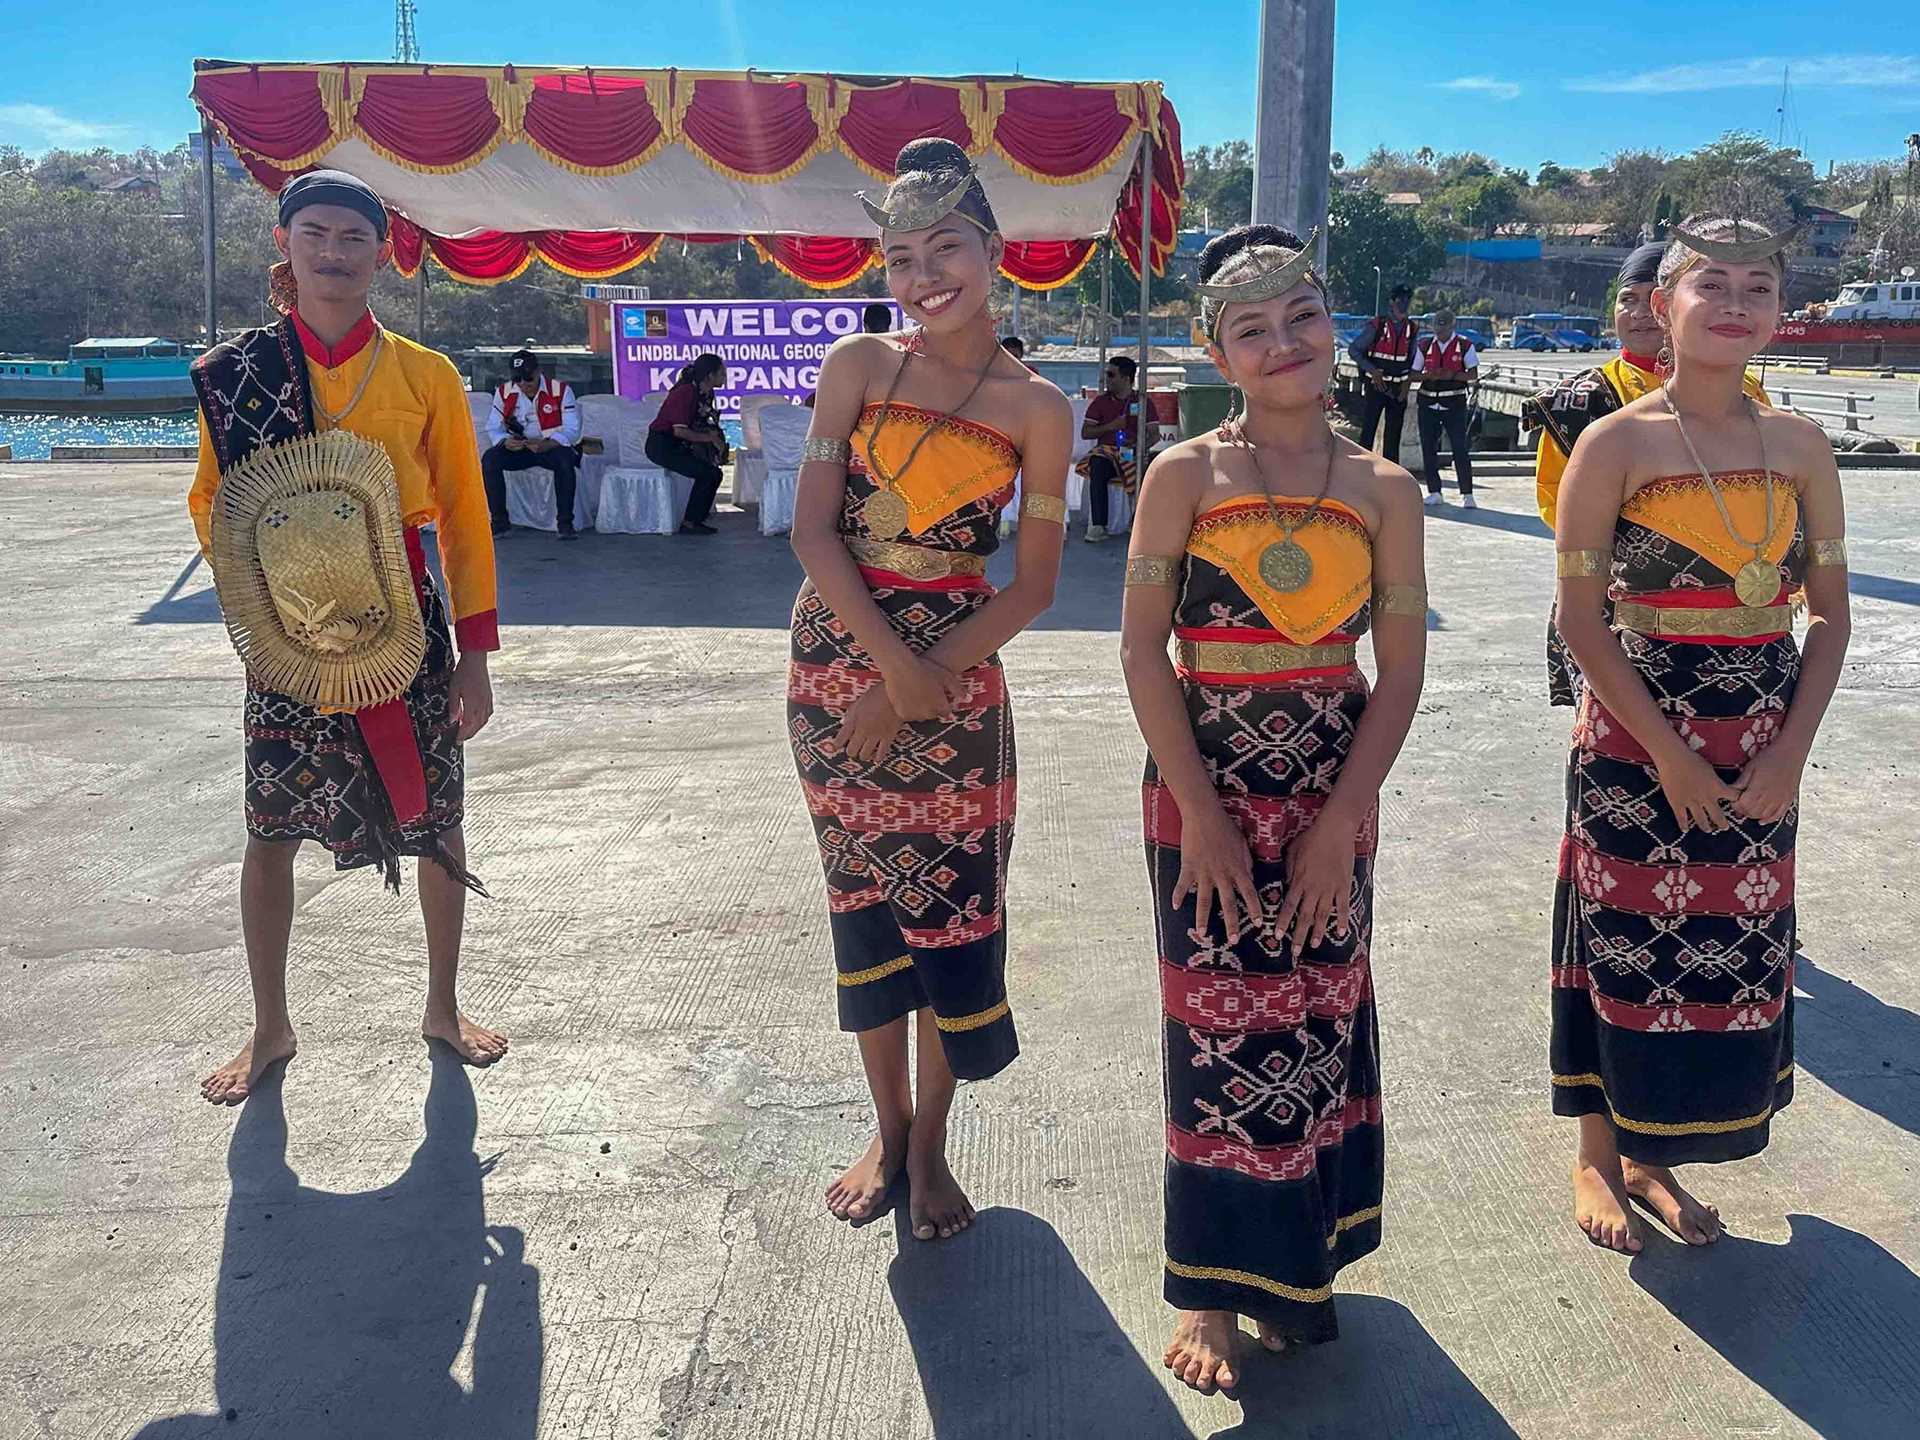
313,265,354,277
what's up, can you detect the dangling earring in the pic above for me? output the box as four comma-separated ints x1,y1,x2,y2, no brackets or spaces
1216,385,1243,441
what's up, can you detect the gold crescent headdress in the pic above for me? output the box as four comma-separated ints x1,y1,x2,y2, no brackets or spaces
858,163,990,235
1196,227,1322,337
1671,215,1801,263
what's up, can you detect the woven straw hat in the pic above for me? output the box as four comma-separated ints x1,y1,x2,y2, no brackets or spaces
209,430,426,710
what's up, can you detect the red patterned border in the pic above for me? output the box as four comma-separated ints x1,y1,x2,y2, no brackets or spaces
1576,695,1786,771
1568,840,1793,918
903,911,1003,949
787,661,1006,712
1162,957,1370,1032
1591,988,1788,1033
802,777,1014,834
1166,1095,1382,1183
1144,782,1379,863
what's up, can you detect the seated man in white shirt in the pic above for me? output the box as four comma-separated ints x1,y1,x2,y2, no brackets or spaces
1410,307,1479,509
483,348,584,539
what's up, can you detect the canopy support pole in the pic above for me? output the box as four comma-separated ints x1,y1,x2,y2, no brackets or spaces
200,118,218,348
1097,238,1111,370
415,262,427,342
1137,131,1153,442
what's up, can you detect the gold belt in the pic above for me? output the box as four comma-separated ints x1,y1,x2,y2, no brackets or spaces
845,536,987,580
1177,638,1358,674
1613,599,1790,638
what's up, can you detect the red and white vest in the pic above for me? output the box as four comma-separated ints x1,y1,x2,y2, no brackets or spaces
497,378,567,432
1418,334,1473,378
1365,317,1416,372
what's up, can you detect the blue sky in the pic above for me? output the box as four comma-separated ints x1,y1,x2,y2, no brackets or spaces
4,1,1915,171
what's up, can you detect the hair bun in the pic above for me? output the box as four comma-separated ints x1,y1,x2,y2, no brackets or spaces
1198,224,1306,284
896,137,972,179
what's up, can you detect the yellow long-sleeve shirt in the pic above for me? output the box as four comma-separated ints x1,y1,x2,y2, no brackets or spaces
190,311,499,652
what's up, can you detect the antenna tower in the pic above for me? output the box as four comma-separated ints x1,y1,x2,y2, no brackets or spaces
394,1,420,64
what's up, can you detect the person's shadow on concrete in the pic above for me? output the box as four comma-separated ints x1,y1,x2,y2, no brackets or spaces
1793,951,1920,1139
134,1046,542,1438
1631,1214,1920,1439
1213,1294,1521,1440
887,1206,1197,1439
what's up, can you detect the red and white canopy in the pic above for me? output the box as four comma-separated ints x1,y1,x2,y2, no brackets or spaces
190,62,1184,290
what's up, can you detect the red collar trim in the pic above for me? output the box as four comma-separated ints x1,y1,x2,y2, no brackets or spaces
291,308,377,368
1622,351,1662,377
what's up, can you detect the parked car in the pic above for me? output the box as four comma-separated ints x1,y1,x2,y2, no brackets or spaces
1552,328,1597,353
1513,331,1559,352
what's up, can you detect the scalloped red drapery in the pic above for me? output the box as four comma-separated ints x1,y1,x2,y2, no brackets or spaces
994,85,1136,182
1001,239,1099,291
356,71,501,170
195,67,335,166
750,235,877,288
836,81,975,177
1113,96,1184,277
524,72,664,172
677,76,822,180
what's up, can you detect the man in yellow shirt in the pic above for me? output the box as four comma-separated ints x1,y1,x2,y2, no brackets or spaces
188,170,507,1103
1525,241,1768,702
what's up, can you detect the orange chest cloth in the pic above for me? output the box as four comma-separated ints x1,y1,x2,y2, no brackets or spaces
1620,472,1799,581
850,401,1020,535
1184,496,1374,643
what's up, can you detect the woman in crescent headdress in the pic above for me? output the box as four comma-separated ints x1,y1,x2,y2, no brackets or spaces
1549,213,1850,1253
786,138,1072,1241
1121,225,1428,1388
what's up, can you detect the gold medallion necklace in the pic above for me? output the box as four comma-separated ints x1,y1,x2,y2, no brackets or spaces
311,324,386,432
1661,386,1782,607
861,334,1000,539
1230,420,1338,594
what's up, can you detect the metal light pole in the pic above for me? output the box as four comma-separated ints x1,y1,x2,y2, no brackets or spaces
1137,130,1154,422
1097,238,1112,371
1372,265,1382,317
199,119,218,347
1253,0,1336,261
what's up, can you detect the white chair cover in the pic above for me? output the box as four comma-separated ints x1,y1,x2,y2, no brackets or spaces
757,403,811,536
594,469,682,535
576,393,635,527
733,396,786,507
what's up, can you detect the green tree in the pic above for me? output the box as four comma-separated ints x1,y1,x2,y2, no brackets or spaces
1325,186,1447,312
1183,141,1254,230
1536,162,1577,190
1432,174,1524,238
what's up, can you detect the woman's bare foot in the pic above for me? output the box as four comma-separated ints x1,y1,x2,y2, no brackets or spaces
1623,1159,1722,1245
1164,1310,1242,1392
905,1133,974,1241
200,1026,297,1106
1255,1320,1292,1353
1571,1153,1644,1253
423,1009,509,1066
826,1129,907,1223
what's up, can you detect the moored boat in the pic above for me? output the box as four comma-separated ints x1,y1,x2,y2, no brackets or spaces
0,337,200,416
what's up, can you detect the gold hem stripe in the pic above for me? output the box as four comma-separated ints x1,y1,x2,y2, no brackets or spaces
935,998,1010,1033
1165,1258,1334,1304
1323,1204,1385,1248
837,954,914,988
1551,1066,1793,1135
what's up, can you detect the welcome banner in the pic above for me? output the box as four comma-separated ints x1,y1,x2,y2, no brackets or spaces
612,299,906,413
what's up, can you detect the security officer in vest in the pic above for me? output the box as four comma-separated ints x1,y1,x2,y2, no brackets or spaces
1410,305,1480,508
483,348,583,539
1348,284,1419,463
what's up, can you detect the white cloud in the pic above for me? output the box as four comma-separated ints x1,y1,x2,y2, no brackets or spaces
1566,54,1920,94
1437,76,1522,101
0,103,133,150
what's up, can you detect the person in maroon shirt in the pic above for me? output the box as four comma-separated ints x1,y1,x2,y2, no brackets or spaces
1077,355,1158,541
646,352,729,534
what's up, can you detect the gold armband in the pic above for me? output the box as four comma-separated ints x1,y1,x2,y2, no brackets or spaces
1021,493,1067,525
1125,555,1180,588
1807,538,1848,568
1556,549,1610,578
1372,584,1428,617
802,436,851,465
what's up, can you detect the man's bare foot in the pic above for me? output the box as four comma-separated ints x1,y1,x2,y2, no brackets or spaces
1623,1159,1722,1245
826,1130,907,1223
423,1010,509,1066
1164,1310,1242,1392
905,1137,974,1241
1571,1154,1644,1253
200,1026,297,1106
1255,1320,1292,1353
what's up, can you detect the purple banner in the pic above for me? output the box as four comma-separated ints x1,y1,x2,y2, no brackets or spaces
612,299,904,414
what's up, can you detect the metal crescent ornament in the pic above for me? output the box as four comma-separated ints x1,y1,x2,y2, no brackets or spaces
1194,227,1322,302
858,165,989,235
1671,218,1801,264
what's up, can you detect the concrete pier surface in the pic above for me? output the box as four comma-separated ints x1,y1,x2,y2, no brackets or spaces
4,460,1918,1440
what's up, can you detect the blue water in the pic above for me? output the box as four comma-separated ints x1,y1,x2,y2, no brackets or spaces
1,414,198,460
